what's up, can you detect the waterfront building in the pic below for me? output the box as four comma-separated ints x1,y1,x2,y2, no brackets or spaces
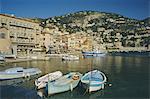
1,13,149,56
42,27,52,52
0,14,43,56
0,25,11,54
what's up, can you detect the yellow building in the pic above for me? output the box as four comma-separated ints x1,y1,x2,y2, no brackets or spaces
67,33,92,52
0,26,11,54
0,14,43,56
42,27,52,52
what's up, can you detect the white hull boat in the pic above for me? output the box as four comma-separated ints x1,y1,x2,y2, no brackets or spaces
35,71,63,89
62,55,79,61
81,70,107,92
47,72,82,95
0,67,41,80
82,50,106,57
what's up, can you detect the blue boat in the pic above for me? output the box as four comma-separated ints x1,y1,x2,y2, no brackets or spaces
81,70,107,92
47,72,82,95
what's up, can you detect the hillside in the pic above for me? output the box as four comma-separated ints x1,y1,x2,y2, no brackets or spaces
42,11,150,48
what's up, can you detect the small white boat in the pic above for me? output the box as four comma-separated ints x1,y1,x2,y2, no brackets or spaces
62,55,79,61
92,50,106,57
0,67,41,80
82,50,106,57
47,72,82,95
81,70,107,92
35,71,63,89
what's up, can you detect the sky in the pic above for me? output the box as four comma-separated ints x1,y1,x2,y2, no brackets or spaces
1,0,150,20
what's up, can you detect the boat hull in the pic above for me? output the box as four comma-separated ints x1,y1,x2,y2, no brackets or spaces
81,81,105,92
35,82,47,89
82,51,106,57
0,68,41,80
0,73,25,80
89,83,105,92
35,71,63,89
81,70,107,92
47,72,82,95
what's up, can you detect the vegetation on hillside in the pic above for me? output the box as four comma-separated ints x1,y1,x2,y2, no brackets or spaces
41,11,150,48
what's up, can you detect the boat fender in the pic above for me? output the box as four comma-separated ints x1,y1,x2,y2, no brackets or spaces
70,83,73,91
72,75,79,80
23,73,28,78
23,73,25,77
109,83,112,87
26,73,30,78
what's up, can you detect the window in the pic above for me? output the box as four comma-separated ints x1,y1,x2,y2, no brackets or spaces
1,23,6,26
0,33,6,39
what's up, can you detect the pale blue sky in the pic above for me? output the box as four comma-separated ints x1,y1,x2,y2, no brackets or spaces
1,0,149,20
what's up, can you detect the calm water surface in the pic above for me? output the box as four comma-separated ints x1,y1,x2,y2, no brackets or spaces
0,55,149,99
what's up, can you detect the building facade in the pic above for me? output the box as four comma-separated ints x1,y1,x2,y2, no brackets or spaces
0,26,11,54
0,14,44,56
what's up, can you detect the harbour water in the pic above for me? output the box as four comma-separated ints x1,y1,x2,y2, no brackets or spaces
0,55,149,99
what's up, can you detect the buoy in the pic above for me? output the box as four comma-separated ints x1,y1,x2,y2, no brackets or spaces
72,75,79,80
24,73,27,78
109,83,112,87
24,73,30,80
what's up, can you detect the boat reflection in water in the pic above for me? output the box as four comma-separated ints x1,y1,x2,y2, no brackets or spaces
0,55,149,99
1,85,41,99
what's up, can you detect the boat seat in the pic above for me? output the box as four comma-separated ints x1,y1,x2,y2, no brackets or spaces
83,76,103,81
54,79,72,86
67,75,72,78
17,70,23,72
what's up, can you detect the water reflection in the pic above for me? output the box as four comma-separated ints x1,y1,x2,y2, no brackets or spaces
0,85,41,99
0,55,149,98
0,78,28,86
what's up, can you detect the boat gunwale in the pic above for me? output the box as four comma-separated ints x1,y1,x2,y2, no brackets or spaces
81,70,107,85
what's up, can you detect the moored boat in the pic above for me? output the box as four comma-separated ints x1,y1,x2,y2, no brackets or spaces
47,72,82,95
81,70,107,92
82,51,93,56
62,55,79,61
0,67,41,80
82,50,106,57
92,50,106,57
35,71,63,89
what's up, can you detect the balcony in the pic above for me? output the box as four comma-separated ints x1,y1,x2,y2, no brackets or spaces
11,38,35,45
10,38,17,43
10,23,34,29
